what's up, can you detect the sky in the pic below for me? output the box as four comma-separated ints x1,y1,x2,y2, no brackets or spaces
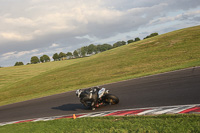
0,0,200,67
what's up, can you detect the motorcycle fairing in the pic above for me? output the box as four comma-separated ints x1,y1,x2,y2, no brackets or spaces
98,88,105,98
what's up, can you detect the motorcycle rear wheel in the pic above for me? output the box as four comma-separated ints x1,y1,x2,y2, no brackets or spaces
104,94,119,105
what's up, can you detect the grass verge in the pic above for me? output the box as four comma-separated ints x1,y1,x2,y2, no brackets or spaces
0,114,199,133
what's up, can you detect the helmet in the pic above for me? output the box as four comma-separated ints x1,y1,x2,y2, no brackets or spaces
94,86,100,89
76,89,82,98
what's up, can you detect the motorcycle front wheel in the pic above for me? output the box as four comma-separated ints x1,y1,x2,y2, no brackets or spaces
104,94,119,105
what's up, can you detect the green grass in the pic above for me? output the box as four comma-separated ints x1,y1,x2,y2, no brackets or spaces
1,25,200,106
0,115,199,133
0,58,84,89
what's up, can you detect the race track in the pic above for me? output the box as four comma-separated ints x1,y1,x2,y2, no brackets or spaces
0,67,200,123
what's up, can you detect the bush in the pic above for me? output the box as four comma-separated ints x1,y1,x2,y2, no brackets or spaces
14,62,24,66
144,32,159,39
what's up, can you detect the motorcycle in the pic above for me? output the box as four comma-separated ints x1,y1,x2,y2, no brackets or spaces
76,87,119,110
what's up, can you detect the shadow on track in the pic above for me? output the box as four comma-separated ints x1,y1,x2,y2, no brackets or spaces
52,103,88,111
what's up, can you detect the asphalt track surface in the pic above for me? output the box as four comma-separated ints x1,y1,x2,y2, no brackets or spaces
0,67,200,123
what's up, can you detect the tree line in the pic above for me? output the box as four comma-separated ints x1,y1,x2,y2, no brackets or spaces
14,33,158,66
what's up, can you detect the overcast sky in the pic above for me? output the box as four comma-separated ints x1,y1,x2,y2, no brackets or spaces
0,0,200,67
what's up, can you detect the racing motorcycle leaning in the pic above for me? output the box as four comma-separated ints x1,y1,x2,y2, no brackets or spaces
76,87,119,110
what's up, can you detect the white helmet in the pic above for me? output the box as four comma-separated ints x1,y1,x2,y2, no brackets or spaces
76,89,82,98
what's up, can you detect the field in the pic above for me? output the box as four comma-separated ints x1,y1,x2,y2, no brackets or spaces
0,25,200,106
0,115,199,133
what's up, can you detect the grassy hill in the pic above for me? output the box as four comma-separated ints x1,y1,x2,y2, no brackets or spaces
0,25,200,106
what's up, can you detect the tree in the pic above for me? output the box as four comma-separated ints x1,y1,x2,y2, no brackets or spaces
144,33,159,39
134,37,141,42
73,50,79,58
40,56,44,63
113,41,126,48
127,39,134,44
43,55,50,62
59,52,66,60
96,44,112,53
80,47,86,57
84,46,89,55
150,33,159,37
80,46,89,57
102,44,112,51
53,53,59,61
88,44,97,54
14,62,24,66
77,48,81,57
97,44,103,52
31,56,40,64
40,55,50,63
66,52,73,59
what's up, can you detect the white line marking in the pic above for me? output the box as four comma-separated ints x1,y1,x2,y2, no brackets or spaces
0,104,199,126
168,105,195,114
137,109,157,115
153,108,178,115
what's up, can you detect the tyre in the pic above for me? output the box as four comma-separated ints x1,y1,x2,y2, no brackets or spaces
104,94,119,105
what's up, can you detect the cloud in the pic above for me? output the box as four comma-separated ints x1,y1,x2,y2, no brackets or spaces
1,32,33,41
149,10,200,25
49,43,59,48
0,1,199,43
1,49,39,60
177,10,200,21
0,0,200,66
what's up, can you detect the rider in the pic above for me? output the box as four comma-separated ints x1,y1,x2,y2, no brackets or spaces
79,86,101,109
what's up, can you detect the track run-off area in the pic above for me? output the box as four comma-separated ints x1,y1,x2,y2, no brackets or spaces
0,66,200,125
